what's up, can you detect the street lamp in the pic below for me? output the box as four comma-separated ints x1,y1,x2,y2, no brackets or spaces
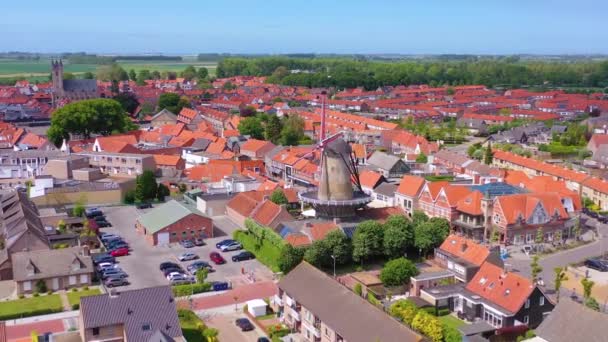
330,255,336,278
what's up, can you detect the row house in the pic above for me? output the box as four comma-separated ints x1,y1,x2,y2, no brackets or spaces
418,181,472,221
0,150,66,181
77,152,156,177
433,234,492,283
394,175,425,217
198,106,229,132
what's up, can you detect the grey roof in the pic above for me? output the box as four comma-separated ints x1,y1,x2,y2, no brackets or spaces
12,247,92,281
592,144,608,164
147,330,175,342
535,298,608,342
151,108,177,121
367,151,402,171
458,321,496,336
279,262,424,342
137,200,209,234
374,182,398,197
62,79,97,93
189,138,212,151
551,125,567,134
80,286,182,342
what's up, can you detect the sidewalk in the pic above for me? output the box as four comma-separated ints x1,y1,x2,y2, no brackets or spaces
178,281,277,311
4,310,79,326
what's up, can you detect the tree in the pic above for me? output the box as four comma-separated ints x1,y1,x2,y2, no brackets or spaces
137,70,151,85
484,142,494,165
128,69,137,81
415,218,450,256
156,183,170,202
467,142,482,158
270,189,288,205
83,71,95,79
323,230,352,266
554,267,568,303
472,149,484,160
380,258,419,287
415,152,428,164
63,72,75,80
530,255,543,284
585,297,600,311
197,67,209,80
239,105,257,117
151,70,161,80
96,63,128,81
581,278,595,300
352,221,384,262
535,227,544,244
196,268,208,284
57,219,67,234
158,93,189,114
238,117,265,139
278,245,304,273
265,115,283,144
304,240,331,267
181,65,197,81
73,202,85,217
47,99,134,146
280,114,305,146
124,189,135,204
353,283,362,296
412,210,429,226
383,215,414,258
135,170,158,203
113,92,140,115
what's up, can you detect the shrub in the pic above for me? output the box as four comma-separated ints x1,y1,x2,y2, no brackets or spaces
389,299,418,325
35,280,47,294
46,290,53,295
267,324,290,339
71,288,78,292
83,286,89,290
353,283,362,296
367,292,381,307
33,292,40,297
172,283,212,297
380,258,419,287
18,294,25,299
72,303,80,310
437,308,450,316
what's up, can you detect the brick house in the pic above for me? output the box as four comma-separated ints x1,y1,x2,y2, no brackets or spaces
418,181,471,221
434,234,491,282
394,175,425,217
136,200,213,245
240,139,276,159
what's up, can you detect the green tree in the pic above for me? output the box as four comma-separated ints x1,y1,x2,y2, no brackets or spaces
135,170,158,203
124,189,136,204
280,114,305,146
323,230,352,266
63,72,75,80
415,218,450,256
411,210,429,226
238,117,265,139
554,267,568,303
581,278,595,300
96,63,128,81
353,283,362,296
57,219,67,234
197,67,209,80
352,220,384,262
265,115,283,143
530,255,543,284
303,239,331,267
270,189,288,205
157,93,190,114
585,297,600,311
137,70,151,85
128,69,137,81
383,215,414,258
113,92,140,115
151,70,161,79
47,99,134,146
277,244,304,273
196,268,208,284
415,152,428,164
535,227,544,244
467,142,482,158
484,142,494,165
181,65,197,81
35,279,47,294
380,258,419,287
83,71,95,79
73,202,85,217
156,183,170,202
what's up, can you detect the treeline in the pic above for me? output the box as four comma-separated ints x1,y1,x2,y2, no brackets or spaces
64,54,182,64
216,57,608,89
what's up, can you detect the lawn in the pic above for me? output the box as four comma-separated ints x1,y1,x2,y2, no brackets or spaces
234,230,282,273
67,288,102,307
424,175,455,182
177,309,206,342
438,314,465,330
0,294,63,320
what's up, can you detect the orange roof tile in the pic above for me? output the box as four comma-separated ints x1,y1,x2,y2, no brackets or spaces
456,191,484,216
250,200,282,227
396,175,425,197
310,222,339,241
152,154,183,167
438,234,490,266
206,141,225,154
358,170,384,189
241,139,272,153
285,233,312,247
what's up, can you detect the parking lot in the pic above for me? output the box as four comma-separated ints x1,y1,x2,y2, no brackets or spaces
97,205,274,291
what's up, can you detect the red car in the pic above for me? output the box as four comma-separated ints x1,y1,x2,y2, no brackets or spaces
110,247,129,257
209,252,226,265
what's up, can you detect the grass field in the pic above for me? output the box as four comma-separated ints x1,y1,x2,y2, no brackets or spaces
178,309,206,342
0,58,217,82
0,294,63,320
67,288,102,307
438,314,465,330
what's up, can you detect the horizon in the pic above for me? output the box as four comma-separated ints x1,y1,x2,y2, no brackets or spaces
3,0,607,55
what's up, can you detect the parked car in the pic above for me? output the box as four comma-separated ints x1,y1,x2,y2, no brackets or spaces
104,239,126,248
101,269,127,280
96,262,118,272
210,281,230,291
178,252,199,261
219,241,242,252
92,254,115,265
170,276,195,285
585,259,608,272
235,318,254,332
104,276,128,288
258,338,270,342
110,247,129,257
166,272,186,281
100,234,120,242
136,203,153,209
163,267,184,277
194,238,205,246
209,252,226,265
85,209,103,218
215,239,236,249
180,239,195,248
232,251,255,262
96,221,112,228
93,215,107,222
187,261,213,273
159,262,180,271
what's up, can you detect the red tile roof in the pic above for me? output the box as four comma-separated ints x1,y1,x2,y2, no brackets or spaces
310,222,339,241
396,175,426,197
241,139,272,153
456,191,484,216
358,170,384,189
250,200,282,227
438,234,490,266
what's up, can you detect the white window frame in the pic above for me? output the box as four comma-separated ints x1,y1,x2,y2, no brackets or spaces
539,296,545,306
525,298,530,309
523,315,529,324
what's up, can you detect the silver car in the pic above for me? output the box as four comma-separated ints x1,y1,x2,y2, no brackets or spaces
178,252,199,261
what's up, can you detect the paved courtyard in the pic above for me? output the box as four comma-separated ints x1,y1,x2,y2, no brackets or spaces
99,206,274,292
204,312,267,342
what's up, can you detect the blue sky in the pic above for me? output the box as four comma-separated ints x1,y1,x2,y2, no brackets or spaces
2,0,606,54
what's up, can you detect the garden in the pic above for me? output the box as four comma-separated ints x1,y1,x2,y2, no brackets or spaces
389,299,462,342
177,309,218,342
67,287,102,310
0,294,63,320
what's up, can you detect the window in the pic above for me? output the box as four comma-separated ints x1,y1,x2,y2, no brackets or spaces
171,232,177,236
523,315,529,324
539,296,545,306
92,328,100,336
142,323,151,331
525,299,530,309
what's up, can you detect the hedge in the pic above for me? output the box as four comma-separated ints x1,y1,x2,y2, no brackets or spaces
233,230,281,272
172,283,212,297
244,219,285,248
0,295,63,320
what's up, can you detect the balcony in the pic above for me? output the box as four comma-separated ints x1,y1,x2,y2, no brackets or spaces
291,309,301,321
272,294,283,307
303,321,320,338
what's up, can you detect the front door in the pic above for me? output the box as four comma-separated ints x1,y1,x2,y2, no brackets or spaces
52,278,59,290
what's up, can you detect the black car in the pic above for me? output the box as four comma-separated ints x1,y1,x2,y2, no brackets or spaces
232,251,255,262
235,318,254,331
93,215,107,222
136,203,153,209
85,210,103,218
96,221,112,228
159,262,180,271
93,254,115,265
104,239,126,248
106,242,129,251
257,338,270,342
215,239,236,249
585,259,608,272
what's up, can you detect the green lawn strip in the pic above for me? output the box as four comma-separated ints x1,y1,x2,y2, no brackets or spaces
178,309,206,342
67,289,102,306
438,315,465,330
0,294,63,320
234,231,281,273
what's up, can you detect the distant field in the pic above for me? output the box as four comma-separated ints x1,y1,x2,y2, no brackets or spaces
0,58,217,82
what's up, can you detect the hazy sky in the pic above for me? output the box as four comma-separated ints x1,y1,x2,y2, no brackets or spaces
2,0,606,54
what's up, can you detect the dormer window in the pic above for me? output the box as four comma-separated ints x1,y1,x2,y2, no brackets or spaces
479,277,487,285
142,323,152,331
488,282,495,290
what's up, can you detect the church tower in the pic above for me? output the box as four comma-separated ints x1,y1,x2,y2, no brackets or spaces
51,60,64,105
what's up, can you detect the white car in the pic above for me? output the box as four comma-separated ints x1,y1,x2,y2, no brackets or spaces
166,272,185,281
96,262,119,272
169,274,195,285
219,241,242,252
178,252,198,261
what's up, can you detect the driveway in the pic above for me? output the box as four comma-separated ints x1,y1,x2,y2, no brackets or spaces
98,206,273,291
204,312,267,342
